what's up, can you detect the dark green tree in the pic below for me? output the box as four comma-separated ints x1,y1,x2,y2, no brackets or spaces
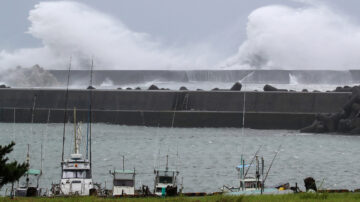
0,141,28,197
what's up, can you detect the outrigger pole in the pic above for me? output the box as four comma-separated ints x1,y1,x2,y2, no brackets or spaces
263,145,282,184
244,145,263,177
61,57,72,163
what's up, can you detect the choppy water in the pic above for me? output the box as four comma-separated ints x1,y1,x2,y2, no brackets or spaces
1,123,360,193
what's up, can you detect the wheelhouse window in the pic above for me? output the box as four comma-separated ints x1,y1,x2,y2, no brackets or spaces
159,176,173,184
62,170,91,179
114,179,134,187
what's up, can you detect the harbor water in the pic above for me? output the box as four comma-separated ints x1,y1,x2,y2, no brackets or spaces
1,123,360,193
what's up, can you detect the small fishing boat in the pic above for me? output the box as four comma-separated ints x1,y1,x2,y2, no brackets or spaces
109,169,136,196
153,155,180,196
222,150,292,195
109,156,136,196
15,145,43,197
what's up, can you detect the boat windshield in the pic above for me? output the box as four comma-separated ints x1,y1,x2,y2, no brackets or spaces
241,181,261,189
114,179,134,187
159,176,173,184
62,170,91,179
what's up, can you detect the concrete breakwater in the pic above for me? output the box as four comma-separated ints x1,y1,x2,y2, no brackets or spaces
48,69,360,85
0,88,351,129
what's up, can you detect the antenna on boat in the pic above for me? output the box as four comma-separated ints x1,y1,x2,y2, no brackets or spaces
122,155,125,171
263,145,281,185
62,57,72,163
166,154,169,171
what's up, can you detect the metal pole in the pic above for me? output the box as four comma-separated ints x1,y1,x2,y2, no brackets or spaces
261,157,264,194
74,108,76,154
62,57,72,163
26,144,30,188
88,58,94,177
166,155,169,171
242,159,245,191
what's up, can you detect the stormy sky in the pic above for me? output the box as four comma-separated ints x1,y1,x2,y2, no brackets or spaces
1,0,360,69
1,0,358,50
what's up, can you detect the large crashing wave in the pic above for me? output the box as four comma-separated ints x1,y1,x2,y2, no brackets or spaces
0,1,201,70
224,2,360,69
1,1,360,71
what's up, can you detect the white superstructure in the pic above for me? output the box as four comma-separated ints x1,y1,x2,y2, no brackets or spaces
110,169,135,196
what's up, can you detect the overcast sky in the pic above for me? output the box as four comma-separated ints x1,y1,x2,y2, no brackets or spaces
1,0,360,53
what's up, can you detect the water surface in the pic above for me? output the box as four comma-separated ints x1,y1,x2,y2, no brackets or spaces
1,123,359,193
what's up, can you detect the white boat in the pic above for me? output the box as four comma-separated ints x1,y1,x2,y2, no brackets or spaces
51,109,94,196
52,62,97,196
109,169,136,196
153,155,180,196
58,152,93,196
109,156,136,196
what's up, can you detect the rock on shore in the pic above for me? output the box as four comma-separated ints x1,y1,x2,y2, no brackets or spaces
301,86,360,135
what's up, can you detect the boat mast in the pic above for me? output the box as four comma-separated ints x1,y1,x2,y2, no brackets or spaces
38,144,43,187
122,155,125,171
74,108,81,154
62,57,72,163
261,157,264,194
166,154,169,171
86,58,94,176
26,144,30,188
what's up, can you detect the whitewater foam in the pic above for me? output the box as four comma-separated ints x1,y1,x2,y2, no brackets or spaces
224,2,360,69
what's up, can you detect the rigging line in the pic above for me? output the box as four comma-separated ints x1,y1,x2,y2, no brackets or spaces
62,57,72,162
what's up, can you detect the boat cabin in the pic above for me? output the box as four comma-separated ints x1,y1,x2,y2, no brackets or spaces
240,177,262,191
154,169,179,196
110,169,136,196
16,169,42,197
59,153,93,196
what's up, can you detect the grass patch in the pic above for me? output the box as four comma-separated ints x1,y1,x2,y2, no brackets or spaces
2,193,360,202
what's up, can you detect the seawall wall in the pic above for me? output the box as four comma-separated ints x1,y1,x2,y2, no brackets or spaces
0,89,351,129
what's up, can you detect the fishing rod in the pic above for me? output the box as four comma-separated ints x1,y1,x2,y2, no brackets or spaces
263,145,282,184
244,145,263,177
61,57,72,163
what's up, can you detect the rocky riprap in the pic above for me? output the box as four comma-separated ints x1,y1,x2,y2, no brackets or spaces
301,86,360,135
